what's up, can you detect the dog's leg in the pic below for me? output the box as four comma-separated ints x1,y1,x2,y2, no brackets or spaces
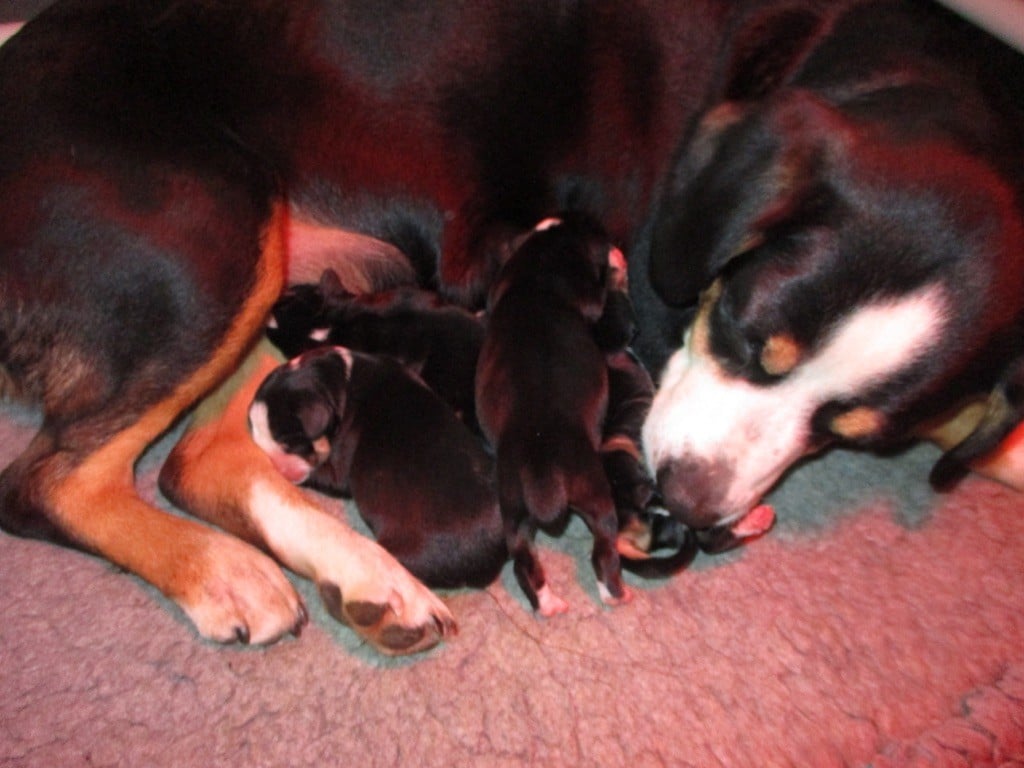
159,341,457,655
0,372,309,645
0,208,308,645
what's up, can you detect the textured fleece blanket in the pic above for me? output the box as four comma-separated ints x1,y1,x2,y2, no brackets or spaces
2,401,1023,768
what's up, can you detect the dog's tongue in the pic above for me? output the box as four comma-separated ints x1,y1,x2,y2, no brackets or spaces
729,504,775,540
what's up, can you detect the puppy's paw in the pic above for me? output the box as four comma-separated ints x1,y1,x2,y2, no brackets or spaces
598,581,633,607
536,584,570,617
316,541,457,656
616,515,653,559
176,532,308,645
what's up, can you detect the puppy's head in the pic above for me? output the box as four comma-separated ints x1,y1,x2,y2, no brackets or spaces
642,91,1024,530
266,269,351,356
249,347,352,484
489,215,612,321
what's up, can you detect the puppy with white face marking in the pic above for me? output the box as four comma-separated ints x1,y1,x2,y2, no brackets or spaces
250,346,506,591
476,215,631,615
266,269,485,432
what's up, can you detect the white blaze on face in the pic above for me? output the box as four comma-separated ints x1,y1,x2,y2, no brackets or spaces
249,400,315,484
643,286,948,523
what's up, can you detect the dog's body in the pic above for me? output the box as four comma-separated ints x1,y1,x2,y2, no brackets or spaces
475,217,632,614
0,0,1021,652
250,346,505,591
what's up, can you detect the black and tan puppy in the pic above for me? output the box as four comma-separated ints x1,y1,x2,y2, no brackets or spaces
267,269,485,430
250,346,505,591
476,216,629,615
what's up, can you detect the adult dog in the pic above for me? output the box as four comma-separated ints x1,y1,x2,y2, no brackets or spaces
0,0,1021,655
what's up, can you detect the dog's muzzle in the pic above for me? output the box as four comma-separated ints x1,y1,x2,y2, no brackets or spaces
654,455,736,530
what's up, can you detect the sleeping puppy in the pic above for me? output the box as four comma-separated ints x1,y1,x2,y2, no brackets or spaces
476,215,630,615
249,346,505,591
266,269,484,430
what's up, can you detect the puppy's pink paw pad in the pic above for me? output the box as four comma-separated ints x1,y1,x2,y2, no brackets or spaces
537,584,570,617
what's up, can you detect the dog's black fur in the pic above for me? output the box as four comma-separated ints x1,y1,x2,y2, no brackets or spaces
0,0,1020,651
475,216,632,613
267,269,485,431
251,346,505,589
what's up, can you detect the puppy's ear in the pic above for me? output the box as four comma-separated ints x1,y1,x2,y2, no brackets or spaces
304,348,353,424
930,357,1024,489
319,268,351,301
648,95,832,307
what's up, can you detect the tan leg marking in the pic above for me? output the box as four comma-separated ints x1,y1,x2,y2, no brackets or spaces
48,205,307,644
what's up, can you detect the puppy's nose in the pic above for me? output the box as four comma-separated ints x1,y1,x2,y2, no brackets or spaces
655,458,728,530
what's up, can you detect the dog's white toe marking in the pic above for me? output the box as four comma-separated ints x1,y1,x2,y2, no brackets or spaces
247,478,455,644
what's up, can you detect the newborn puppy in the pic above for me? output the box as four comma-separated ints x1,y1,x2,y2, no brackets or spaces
267,269,485,429
597,251,701,576
249,346,505,590
475,215,629,615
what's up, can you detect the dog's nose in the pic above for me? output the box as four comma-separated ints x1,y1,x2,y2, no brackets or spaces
655,458,729,530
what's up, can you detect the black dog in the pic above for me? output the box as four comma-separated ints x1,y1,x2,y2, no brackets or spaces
267,269,485,430
2,0,1020,654
476,216,632,614
250,346,505,590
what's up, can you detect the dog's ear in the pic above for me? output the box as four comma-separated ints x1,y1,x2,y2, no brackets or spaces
720,6,823,102
648,95,834,308
930,357,1024,489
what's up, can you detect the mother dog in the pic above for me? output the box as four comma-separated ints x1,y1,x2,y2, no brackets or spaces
1,0,1021,655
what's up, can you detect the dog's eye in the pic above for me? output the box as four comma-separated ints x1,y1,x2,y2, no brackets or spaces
758,333,803,377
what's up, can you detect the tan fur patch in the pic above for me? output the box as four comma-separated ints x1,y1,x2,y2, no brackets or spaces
830,406,886,440
687,280,723,358
49,204,289,585
601,434,642,461
760,334,803,376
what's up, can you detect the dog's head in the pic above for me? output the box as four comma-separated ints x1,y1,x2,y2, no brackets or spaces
642,90,1024,531
249,347,352,484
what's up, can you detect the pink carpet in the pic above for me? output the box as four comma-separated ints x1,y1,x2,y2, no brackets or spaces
2,403,1023,767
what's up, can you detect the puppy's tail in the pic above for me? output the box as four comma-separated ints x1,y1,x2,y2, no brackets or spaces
620,511,699,579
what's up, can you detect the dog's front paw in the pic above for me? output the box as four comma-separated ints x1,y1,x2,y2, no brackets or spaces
176,532,308,645
316,541,457,656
